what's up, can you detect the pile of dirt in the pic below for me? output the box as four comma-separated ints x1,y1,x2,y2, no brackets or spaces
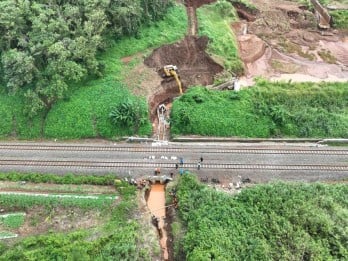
231,2,258,22
237,34,266,63
145,36,223,120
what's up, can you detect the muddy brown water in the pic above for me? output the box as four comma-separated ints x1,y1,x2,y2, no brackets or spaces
147,184,169,260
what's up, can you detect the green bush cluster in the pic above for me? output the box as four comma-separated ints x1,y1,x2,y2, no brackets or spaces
175,175,348,260
0,172,116,185
252,81,348,137
0,91,41,139
170,86,273,137
171,82,348,138
331,10,348,29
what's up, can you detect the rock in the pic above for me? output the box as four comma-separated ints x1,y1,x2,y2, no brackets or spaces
238,34,266,63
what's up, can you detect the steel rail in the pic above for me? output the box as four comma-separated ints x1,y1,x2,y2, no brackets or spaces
0,159,347,171
0,144,347,155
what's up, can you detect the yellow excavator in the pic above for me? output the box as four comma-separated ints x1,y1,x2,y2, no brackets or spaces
162,65,183,94
310,0,331,29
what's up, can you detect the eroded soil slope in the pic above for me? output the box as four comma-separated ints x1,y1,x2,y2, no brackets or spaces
144,36,223,120
233,0,348,84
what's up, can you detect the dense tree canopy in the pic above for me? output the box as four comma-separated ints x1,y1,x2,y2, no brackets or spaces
0,0,171,116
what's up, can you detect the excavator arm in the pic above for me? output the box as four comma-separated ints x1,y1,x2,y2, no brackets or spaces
162,65,183,95
310,0,331,29
171,70,183,95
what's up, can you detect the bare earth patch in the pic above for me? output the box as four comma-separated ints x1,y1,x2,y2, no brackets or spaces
233,0,348,86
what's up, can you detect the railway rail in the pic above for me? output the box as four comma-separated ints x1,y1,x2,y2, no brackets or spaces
0,159,347,172
0,143,347,155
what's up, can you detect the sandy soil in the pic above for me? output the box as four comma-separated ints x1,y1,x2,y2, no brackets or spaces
233,0,348,87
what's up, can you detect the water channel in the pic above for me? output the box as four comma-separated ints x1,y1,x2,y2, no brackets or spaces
146,183,169,260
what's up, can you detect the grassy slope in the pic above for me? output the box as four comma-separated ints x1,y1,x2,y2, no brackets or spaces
174,175,348,260
171,82,348,138
0,5,187,140
197,1,244,75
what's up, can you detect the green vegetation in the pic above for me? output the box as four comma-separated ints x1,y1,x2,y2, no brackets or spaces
170,87,271,137
0,0,172,117
0,4,187,140
0,174,154,260
44,83,151,139
0,213,25,229
331,10,348,29
173,175,348,260
171,81,348,138
0,172,116,185
0,193,116,210
197,0,244,75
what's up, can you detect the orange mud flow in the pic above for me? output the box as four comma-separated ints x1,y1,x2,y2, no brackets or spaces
147,184,169,260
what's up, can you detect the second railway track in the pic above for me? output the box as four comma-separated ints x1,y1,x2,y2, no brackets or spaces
0,159,347,172
0,143,347,155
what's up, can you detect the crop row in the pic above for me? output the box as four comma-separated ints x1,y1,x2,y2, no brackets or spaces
0,193,116,210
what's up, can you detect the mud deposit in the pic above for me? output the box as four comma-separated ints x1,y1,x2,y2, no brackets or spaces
233,0,348,84
147,184,169,260
145,36,223,120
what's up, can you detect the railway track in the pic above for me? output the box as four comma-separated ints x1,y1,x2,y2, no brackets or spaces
0,159,347,172
0,144,347,155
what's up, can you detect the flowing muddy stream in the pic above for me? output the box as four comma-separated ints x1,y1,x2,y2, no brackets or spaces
147,184,169,260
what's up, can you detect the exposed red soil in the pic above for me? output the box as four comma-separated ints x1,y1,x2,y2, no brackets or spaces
231,2,258,22
185,0,217,8
145,36,223,121
237,34,266,63
233,0,348,84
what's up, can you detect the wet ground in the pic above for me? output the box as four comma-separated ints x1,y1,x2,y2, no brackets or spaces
146,183,169,260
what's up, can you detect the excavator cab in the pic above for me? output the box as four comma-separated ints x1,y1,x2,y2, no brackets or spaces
163,65,178,76
162,65,183,94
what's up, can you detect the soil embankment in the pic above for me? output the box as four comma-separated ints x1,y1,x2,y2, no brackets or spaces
232,0,348,85
145,36,223,122
141,0,222,137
